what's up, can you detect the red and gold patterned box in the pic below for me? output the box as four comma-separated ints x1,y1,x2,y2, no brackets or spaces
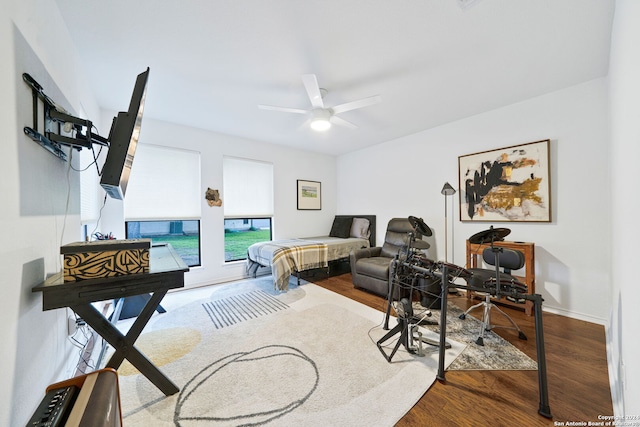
60,239,152,282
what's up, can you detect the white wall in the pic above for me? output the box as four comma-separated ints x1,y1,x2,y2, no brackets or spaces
338,78,611,325
608,0,640,417
99,117,339,288
1,0,103,425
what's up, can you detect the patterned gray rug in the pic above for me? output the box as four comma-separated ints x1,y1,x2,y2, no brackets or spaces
411,301,538,371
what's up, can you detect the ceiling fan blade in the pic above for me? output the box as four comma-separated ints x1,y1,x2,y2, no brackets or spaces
297,118,311,131
330,115,358,129
258,104,308,114
301,74,324,109
331,95,381,115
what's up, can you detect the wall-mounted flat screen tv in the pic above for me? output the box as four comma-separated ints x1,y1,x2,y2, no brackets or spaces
100,67,150,200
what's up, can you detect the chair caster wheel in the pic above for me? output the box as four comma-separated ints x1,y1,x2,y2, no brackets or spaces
459,314,466,320
475,337,484,346
518,331,528,340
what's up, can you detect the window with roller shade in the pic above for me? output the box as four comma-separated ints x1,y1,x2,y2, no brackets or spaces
223,157,273,262
77,104,106,241
124,144,202,266
80,141,102,225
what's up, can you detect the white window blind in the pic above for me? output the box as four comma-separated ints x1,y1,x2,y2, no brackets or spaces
79,147,101,224
124,144,201,220
76,105,101,225
223,157,273,217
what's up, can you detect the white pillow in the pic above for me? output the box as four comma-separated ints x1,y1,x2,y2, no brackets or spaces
350,217,371,239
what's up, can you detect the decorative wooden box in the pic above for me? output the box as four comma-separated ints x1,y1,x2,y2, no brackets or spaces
60,239,152,282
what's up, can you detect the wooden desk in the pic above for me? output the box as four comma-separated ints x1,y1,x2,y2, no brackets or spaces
466,239,535,316
33,244,189,396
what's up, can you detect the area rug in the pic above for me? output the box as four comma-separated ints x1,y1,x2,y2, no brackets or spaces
114,278,466,427
414,302,538,371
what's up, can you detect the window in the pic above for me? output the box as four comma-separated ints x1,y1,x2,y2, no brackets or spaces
224,218,272,262
79,145,105,241
126,220,201,267
79,143,102,225
124,144,201,266
223,157,274,262
77,105,106,240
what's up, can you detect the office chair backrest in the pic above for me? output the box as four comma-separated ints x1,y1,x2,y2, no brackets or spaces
482,247,525,273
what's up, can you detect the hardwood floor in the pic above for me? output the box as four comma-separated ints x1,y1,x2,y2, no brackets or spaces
305,269,613,426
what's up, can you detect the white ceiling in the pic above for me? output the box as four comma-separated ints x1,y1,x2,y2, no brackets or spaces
54,0,614,156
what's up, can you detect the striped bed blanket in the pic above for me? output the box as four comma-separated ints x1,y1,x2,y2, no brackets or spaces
247,239,328,291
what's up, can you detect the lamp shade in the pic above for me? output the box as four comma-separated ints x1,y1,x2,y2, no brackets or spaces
441,182,456,196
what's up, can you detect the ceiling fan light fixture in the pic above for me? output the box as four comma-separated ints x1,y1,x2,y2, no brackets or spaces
310,118,331,131
310,109,332,131
258,74,380,131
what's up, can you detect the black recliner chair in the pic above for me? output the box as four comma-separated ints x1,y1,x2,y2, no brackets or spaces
350,218,425,297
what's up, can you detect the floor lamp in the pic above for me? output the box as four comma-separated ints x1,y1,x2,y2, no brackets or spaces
441,182,456,263
441,182,456,293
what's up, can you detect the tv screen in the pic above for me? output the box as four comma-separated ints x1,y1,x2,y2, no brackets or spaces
100,67,150,200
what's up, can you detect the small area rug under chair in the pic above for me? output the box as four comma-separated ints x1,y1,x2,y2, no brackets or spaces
113,277,535,426
416,300,538,371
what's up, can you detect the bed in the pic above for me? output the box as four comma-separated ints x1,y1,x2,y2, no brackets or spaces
247,215,376,291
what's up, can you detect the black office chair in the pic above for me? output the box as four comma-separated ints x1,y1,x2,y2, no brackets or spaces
460,246,528,346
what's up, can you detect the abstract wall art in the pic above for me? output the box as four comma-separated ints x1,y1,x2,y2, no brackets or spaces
458,139,551,222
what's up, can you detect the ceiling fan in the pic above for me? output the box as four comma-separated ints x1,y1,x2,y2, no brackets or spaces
258,74,381,131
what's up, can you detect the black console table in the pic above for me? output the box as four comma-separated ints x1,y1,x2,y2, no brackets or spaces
33,244,189,396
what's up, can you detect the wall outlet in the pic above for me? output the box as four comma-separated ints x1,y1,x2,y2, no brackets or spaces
67,315,78,336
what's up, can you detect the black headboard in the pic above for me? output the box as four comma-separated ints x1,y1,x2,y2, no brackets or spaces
334,215,376,247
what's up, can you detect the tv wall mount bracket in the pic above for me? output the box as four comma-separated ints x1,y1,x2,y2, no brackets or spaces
22,73,108,161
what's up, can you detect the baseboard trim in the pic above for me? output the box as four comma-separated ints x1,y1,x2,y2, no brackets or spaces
543,305,608,326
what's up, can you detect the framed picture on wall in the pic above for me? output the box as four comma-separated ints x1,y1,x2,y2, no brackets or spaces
458,139,551,222
297,180,322,210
